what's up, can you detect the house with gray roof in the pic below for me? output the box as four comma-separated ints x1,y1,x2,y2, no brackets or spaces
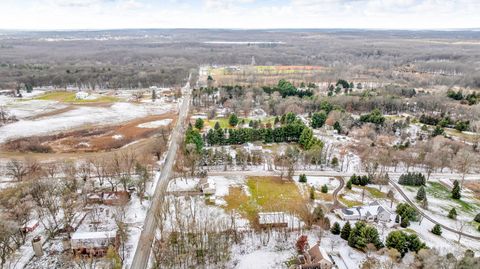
334,201,392,222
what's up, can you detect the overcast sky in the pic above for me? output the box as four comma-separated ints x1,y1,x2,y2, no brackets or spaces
0,0,478,30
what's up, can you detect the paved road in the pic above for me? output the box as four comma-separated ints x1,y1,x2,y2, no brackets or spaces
330,176,346,211
389,179,480,241
130,76,192,269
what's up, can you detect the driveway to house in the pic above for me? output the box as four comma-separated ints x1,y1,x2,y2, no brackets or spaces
130,75,192,269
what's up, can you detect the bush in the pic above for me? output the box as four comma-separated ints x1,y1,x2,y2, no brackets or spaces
359,109,385,125
431,224,442,236
346,180,352,190
474,213,480,223
400,217,410,228
348,222,383,250
194,118,204,130
331,222,341,235
299,174,307,183
321,184,328,193
386,231,427,256
398,172,426,186
448,208,457,219
396,203,417,223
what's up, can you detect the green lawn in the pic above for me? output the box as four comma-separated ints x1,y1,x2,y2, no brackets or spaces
426,182,476,212
223,176,306,222
208,117,275,129
338,194,363,207
34,91,119,103
355,186,386,199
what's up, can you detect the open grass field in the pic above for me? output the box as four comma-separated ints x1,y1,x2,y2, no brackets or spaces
207,65,330,86
338,194,363,207
357,186,387,199
426,182,477,212
34,91,119,103
207,117,275,129
223,176,306,222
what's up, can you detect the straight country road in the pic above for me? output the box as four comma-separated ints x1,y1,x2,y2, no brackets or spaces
130,75,192,269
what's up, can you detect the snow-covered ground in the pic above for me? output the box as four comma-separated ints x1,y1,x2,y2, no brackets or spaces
0,101,176,143
137,119,172,128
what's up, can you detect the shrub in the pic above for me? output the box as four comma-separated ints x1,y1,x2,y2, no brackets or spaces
474,213,480,223
299,174,307,183
346,180,352,190
321,184,328,193
396,203,417,223
431,224,442,236
348,222,383,250
331,222,341,235
386,231,427,256
448,208,457,219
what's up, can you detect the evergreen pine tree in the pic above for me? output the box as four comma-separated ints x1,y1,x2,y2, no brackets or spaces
452,180,461,199
400,216,410,228
431,224,442,236
416,186,426,201
331,222,341,235
340,222,351,240
310,186,315,200
346,180,352,190
321,184,328,193
448,208,457,219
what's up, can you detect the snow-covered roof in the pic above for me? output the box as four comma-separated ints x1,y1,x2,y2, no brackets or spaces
71,230,117,249
341,201,391,218
71,230,117,241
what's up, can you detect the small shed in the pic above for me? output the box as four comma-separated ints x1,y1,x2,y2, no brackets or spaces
71,230,118,256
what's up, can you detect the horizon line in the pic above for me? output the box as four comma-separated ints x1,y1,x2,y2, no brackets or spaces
1,27,479,32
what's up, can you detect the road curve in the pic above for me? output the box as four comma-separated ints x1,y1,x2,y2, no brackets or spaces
389,179,480,240
130,76,192,269
331,176,346,211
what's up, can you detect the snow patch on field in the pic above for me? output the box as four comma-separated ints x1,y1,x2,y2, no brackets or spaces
137,119,172,128
0,102,174,143
167,178,199,192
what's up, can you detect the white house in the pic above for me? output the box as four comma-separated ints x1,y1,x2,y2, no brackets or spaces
335,201,392,222
199,177,216,195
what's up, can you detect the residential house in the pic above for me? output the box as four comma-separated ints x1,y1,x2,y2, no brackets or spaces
334,201,392,222
298,243,333,269
71,230,118,257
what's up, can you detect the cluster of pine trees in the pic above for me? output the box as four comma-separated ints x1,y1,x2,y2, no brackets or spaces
348,174,371,186
331,221,427,257
399,172,426,186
